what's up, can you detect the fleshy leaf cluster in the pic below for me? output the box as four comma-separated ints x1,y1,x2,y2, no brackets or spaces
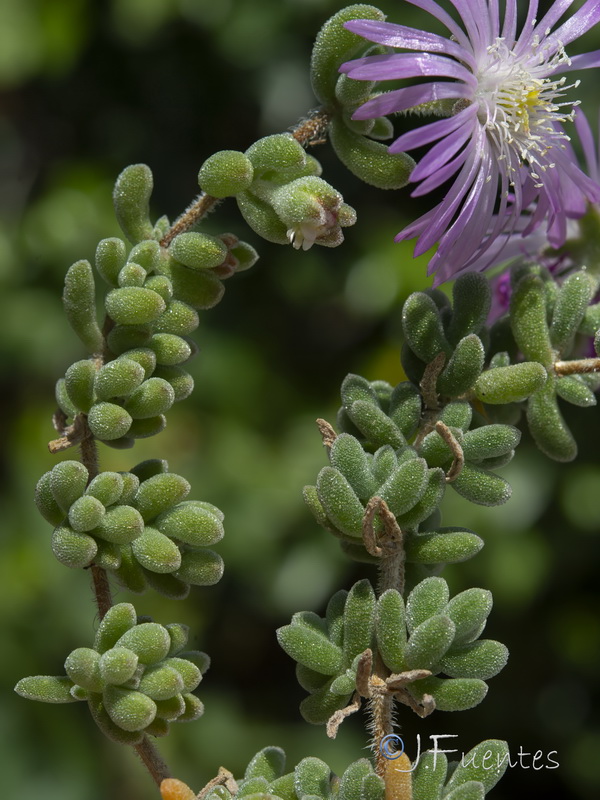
278,577,505,723
200,135,356,250
35,458,223,597
310,5,414,189
192,741,509,800
15,604,207,743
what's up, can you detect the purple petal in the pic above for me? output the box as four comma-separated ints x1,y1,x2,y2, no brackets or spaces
341,51,477,87
445,0,490,52
515,1,539,52
545,0,600,50
410,119,475,181
411,146,471,195
404,0,471,51
551,146,600,204
352,82,471,120
560,50,600,71
413,140,483,255
533,0,575,39
389,104,477,153
435,158,496,260
342,20,475,68
574,108,598,182
488,0,500,40
501,0,517,42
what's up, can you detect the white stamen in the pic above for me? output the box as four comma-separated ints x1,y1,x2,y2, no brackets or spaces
475,37,581,188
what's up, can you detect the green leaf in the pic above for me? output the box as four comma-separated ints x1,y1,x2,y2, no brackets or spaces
86,472,125,506
389,382,422,439
138,664,184,701
440,640,508,680
461,425,521,462
316,466,364,537
446,273,491,345
412,751,447,800
99,646,139,685
131,526,182,573
402,292,452,363
113,164,155,244
310,5,385,105
148,332,193,366
116,622,171,666
15,675,77,704
343,579,376,665
404,614,455,671
444,589,492,647
106,286,166,326
134,473,191,521
510,274,553,366
410,676,488,711
87,402,133,441
51,525,98,568
376,589,407,672
63,260,103,353
329,434,376,499
406,529,483,565
527,376,577,461
347,400,405,448
95,237,127,287
35,471,66,525
198,150,254,198
174,549,224,586
68,495,105,532
277,613,343,675
49,460,88,512
377,457,428,517
124,377,175,419
397,468,446,529
103,685,157,731
156,502,224,547
555,375,597,407
444,740,510,794
169,232,228,270
94,358,146,401
300,678,350,725
92,504,145,545
550,270,595,354
443,781,485,800
437,335,485,397
406,577,449,633
474,361,547,404
94,603,138,653
452,464,511,506
329,118,414,190
339,760,374,800
294,757,331,799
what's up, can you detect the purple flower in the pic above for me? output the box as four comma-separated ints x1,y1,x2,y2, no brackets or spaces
340,0,600,283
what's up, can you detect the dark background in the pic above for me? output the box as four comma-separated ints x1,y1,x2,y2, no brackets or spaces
1,1,599,798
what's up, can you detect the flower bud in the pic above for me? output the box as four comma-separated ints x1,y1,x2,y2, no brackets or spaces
270,176,356,250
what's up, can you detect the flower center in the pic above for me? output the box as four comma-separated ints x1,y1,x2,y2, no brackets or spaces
475,36,581,187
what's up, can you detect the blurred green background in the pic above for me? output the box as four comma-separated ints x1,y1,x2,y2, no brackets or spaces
1,1,600,799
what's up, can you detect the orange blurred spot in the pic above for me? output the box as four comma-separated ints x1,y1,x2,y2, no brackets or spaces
384,752,412,800
160,778,196,800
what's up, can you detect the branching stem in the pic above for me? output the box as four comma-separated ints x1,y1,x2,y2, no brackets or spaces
160,194,221,248
554,357,600,375
134,736,171,787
